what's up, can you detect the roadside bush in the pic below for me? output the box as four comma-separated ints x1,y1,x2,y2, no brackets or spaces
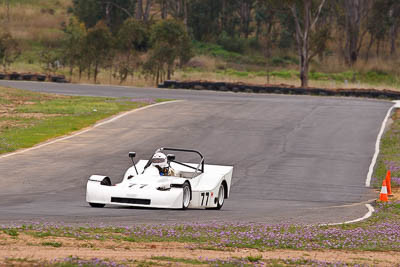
248,37,261,50
270,55,298,66
216,32,247,54
363,69,396,85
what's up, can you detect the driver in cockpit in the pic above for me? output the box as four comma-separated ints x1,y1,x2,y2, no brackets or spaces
151,152,175,176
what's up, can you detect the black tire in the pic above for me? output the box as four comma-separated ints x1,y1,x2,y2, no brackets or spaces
182,182,191,210
89,202,105,208
213,184,225,210
100,177,111,186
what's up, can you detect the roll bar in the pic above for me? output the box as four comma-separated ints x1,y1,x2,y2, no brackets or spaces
142,147,205,174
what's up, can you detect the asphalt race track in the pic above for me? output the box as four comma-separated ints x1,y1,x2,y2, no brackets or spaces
0,81,394,225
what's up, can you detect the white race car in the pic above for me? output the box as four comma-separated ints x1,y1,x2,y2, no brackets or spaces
86,148,233,210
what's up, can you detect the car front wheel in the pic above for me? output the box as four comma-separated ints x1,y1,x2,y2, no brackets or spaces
182,182,191,209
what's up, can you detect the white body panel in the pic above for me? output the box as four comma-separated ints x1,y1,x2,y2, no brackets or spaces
86,160,233,209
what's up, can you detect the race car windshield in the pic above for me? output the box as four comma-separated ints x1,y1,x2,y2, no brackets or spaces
152,158,165,164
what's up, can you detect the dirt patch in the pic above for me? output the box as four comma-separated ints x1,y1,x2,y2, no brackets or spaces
0,87,64,131
0,113,62,119
0,233,398,266
391,187,400,201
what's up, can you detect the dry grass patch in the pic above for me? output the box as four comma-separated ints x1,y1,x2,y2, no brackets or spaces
0,87,66,131
0,3,69,42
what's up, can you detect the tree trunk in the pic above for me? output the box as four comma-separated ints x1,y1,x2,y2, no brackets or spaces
87,64,91,80
221,0,226,32
290,0,326,88
6,0,10,23
300,54,309,88
183,0,188,27
344,0,368,66
376,39,381,58
69,65,73,82
161,0,167,19
390,25,398,56
239,1,252,38
143,0,153,21
156,66,160,85
136,0,143,20
105,2,111,27
365,34,375,63
94,62,98,83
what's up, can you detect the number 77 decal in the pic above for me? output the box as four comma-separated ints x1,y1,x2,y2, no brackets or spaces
201,192,210,206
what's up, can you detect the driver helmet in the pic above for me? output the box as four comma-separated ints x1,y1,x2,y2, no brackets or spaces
151,152,168,168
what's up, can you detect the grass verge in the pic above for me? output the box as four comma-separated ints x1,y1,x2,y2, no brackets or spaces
1,201,400,251
0,201,399,266
0,86,164,155
373,108,400,188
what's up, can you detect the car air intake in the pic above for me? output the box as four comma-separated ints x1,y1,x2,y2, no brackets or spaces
111,197,151,205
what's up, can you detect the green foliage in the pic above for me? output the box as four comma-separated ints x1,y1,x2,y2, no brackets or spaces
117,18,149,52
143,19,193,84
41,241,62,247
217,32,248,53
114,18,149,84
85,21,114,82
72,0,135,31
246,255,263,262
270,55,298,66
187,0,223,41
3,228,19,237
62,17,87,78
151,256,203,265
71,0,102,28
39,45,61,75
193,41,265,66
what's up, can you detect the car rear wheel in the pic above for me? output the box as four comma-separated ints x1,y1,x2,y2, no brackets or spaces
215,184,225,210
182,182,191,209
89,203,105,208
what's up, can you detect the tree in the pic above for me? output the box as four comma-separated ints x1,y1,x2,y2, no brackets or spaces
115,18,149,83
166,0,189,27
0,32,20,72
238,0,255,38
387,0,400,56
143,19,192,84
85,21,114,83
288,0,327,87
135,0,153,21
187,0,223,41
72,0,103,28
62,17,87,80
39,44,61,76
72,0,136,31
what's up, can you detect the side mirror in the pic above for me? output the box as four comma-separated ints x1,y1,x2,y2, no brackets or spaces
129,152,136,158
167,154,175,161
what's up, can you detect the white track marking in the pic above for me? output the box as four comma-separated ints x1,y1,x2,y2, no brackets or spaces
320,204,375,226
366,100,400,187
0,100,182,160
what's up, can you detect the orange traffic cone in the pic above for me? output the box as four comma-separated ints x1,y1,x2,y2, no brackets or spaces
385,170,392,196
379,180,389,202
